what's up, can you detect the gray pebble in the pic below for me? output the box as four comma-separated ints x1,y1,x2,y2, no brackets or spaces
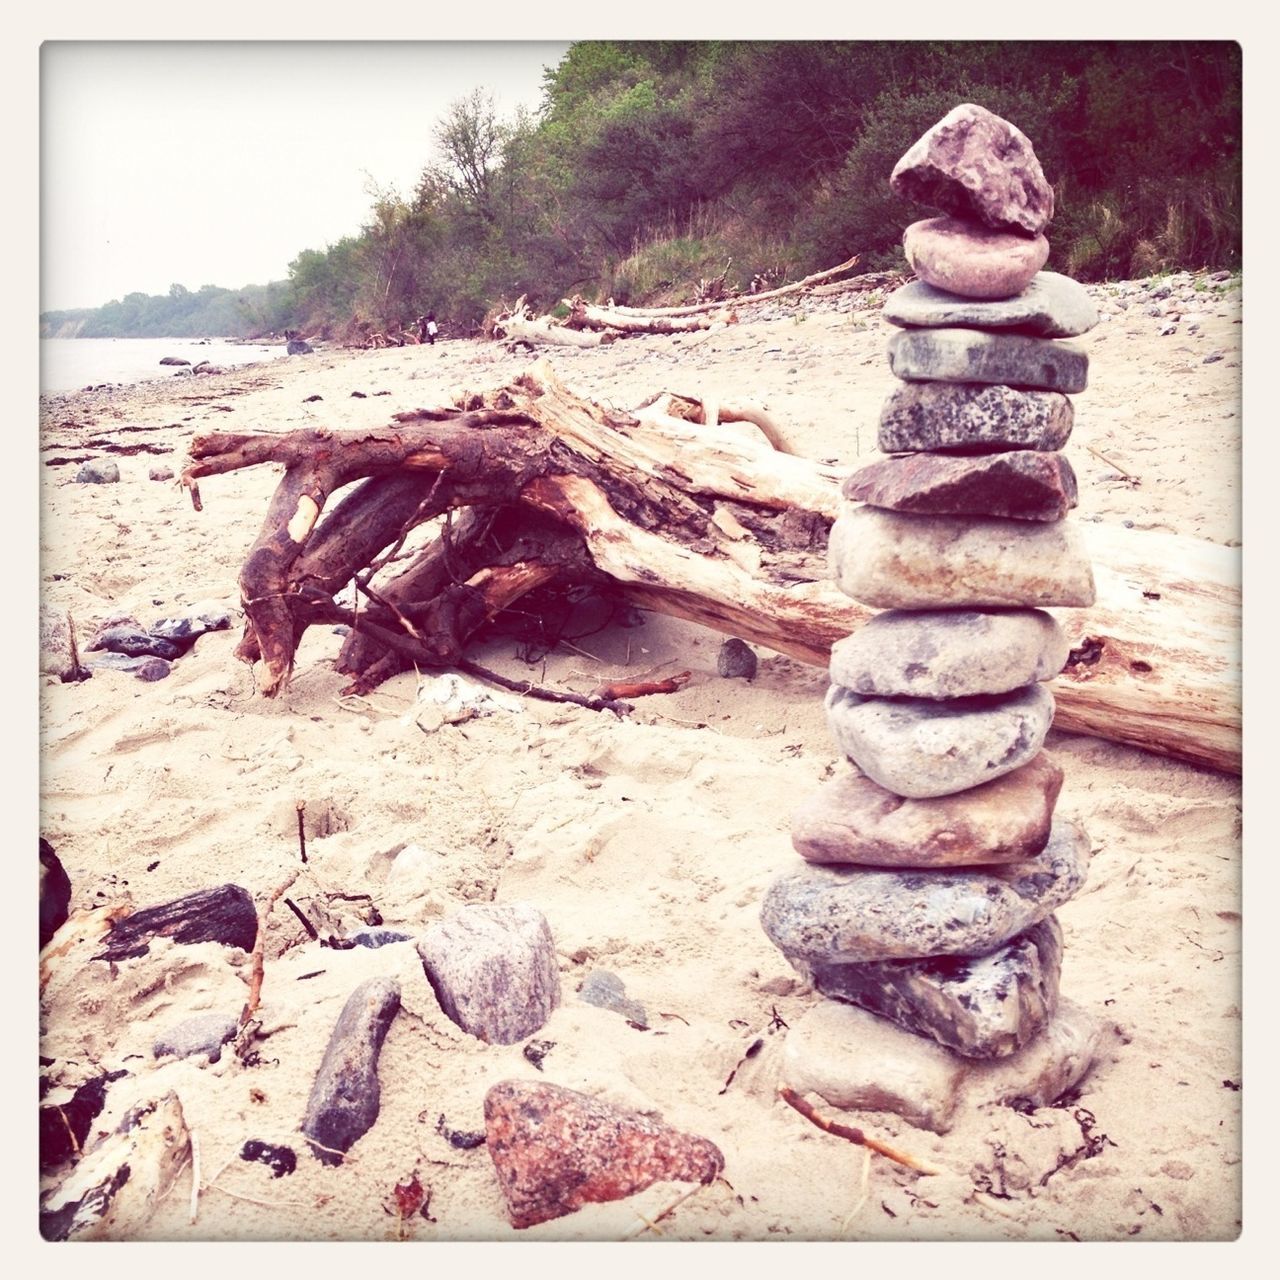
153,1012,238,1063
578,970,648,1027
717,638,758,680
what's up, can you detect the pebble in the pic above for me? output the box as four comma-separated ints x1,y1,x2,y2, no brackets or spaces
760,818,1089,964
828,506,1096,609
153,1012,238,1063
883,271,1099,338
809,916,1063,1058
417,902,561,1045
828,609,1069,699
843,449,1078,521
824,682,1054,798
484,1079,724,1230
889,103,1055,235
87,624,183,661
240,1140,297,1178
902,216,1048,299
134,657,171,682
301,976,401,1165
347,927,412,949
791,752,1063,868
888,328,1089,394
148,466,175,482
781,996,1103,1133
74,460,120,484
879,380,1074,454
578,970,648,1027
716,637,758,679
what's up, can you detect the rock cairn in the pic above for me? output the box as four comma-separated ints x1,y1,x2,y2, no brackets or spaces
762,105,1102,1107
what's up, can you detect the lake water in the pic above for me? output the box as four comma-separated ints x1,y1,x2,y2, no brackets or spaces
40,337,284,394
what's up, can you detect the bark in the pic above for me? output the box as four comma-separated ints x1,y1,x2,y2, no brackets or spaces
182,359,1241,774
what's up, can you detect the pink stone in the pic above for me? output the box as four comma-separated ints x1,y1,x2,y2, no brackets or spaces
904,217,1049,300
484,1080,724,1229
890,103,1055,235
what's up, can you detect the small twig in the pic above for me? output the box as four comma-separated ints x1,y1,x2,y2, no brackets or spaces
778,1087,948,1175
295,801,308,864
622,1183,704,1238
594,670,691,700
205,1181,313,1211
188,1120,202,1224
457,658,633,717
283,898,319,941
839,1147,873,1237
1086,444,1139,481
239,869,302,1030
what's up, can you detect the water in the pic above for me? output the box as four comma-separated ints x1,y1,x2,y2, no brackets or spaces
40,337,284,394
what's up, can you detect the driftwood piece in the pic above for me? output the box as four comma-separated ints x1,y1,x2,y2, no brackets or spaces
95,883,259,962
564,297,719,333
182,359,1241,773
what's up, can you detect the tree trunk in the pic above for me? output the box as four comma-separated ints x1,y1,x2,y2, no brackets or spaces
181,359,1241,774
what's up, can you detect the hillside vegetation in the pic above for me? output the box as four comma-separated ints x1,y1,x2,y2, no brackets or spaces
41,40,1240,342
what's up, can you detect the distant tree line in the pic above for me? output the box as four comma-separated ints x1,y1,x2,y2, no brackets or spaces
41,40,1240,342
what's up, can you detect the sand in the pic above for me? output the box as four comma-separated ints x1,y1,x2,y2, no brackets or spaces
37,278,1242,1243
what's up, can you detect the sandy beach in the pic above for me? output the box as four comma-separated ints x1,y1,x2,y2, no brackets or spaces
37,276,1242,1243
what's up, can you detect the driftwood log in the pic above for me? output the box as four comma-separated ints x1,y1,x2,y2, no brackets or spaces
181,359,1240,774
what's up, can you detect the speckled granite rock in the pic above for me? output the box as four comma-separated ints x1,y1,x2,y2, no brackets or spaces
843,450,1078,521
791,753,1063,867
889,102,1055,235
879,381,1074,454
808,917,1063,1058
884,272,1098,338
301,977,401,1165
761,818,1089,964
484,1080,724,1229
888,328,1088,393
417,903,560,1045
829,506,1096,609
902,216,1048,299
824,682,1055,798
781,996,1104,1134
829,609,1068,699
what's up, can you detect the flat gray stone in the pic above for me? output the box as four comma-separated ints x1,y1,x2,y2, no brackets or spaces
829,609,1068,699
153,1012,238,1063
888,328,1088,393
824,682,1055,798
889,103,1055,236
807,917,1063,1059
578,970,648,1027
75,460,120,484
791,753,1064,868
781,996,1104,1134
417,902,560,1045
760,818,1089,965
879,381,1074,454
884,272,1099,339
902,216,1048,299
828,505,1096,609
301,977,401,1165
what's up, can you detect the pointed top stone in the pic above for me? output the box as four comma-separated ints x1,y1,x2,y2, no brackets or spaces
890,103,1054,236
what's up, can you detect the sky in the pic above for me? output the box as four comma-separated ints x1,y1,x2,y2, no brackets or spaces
40,41,572,313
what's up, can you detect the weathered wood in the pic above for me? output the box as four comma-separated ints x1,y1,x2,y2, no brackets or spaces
182,359,1241,773
95,883,259,961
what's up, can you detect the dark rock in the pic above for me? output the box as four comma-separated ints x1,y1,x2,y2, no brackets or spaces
153,1012,238,1062
844,450,1078,521
902,216,1048,299
158,356,191,367
716,637,758,679
579,970,648,1027
95,883,258,961
303,394,323,402
149,466,175,482
437,1113,488,1148
791,753,1063,868
301,976,401,1165
40,837,71,949
347,927,412,949
760,818,1089,964
417,903,560,1045
149,608,232,647
829,609,1068,699
824,682,1055,798
522,1039,556,1071
884,272,1099,339
809,917,1063,1058
888,328,1088,394
240,1139,297,1177
1203,352,1225,364
39,1070,127,1172
287,339,314,355
135,657,171,682
88,624,182,661
828,506,1096,609
75,460,120,484
484,1079,724,1229
889,103,1054,235
879,381,1074,454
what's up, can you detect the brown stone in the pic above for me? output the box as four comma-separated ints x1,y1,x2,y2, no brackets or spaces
843,450,1078,521
791,753,1063,867
890,103,1055,235
903,216,1049,300
484,1080,724,1229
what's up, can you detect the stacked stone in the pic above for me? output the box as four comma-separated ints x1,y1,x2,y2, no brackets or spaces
761,105,1100,1072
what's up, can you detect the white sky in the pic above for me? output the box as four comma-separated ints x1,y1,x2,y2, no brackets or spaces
40,41,572,312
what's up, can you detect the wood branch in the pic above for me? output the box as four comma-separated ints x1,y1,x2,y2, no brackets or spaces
498,313,612,348
564,297,719,333
183,358,1241,773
